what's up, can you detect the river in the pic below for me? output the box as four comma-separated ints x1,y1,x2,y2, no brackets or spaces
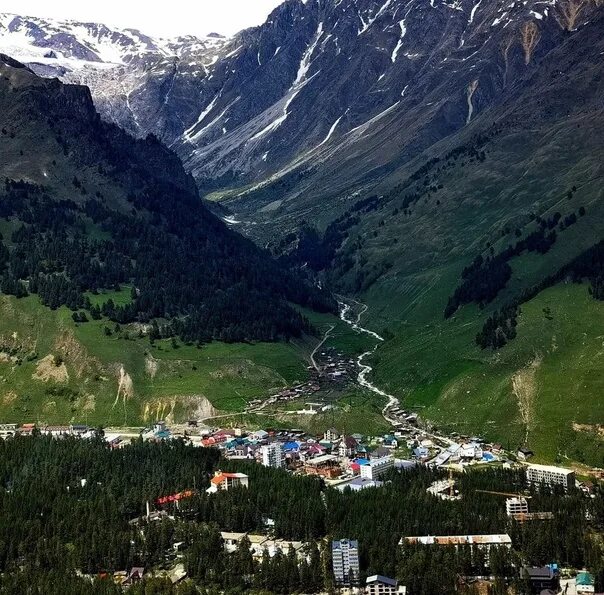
338,300,400,420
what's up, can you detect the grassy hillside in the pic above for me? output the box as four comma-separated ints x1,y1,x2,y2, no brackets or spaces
0,292,320,426
0,56,350,427
370,282,604,467
290,39,604,466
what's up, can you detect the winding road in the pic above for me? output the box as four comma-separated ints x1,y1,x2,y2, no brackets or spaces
310,323,336,372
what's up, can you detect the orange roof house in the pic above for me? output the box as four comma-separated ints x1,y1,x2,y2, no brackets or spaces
206,471,249,493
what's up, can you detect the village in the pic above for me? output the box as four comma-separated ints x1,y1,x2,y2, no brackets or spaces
0,308,598,594
0,415,599,594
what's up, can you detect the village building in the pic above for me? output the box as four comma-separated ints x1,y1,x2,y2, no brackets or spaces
371,446,392,459
43,425,72,438
360,455,394,481
521,566,559,592
332,539,360,585
401,534,512,562
206,471,249,493
339,436,358,459
324,428,340,442
0,423,17,438
18,423,36,435
506,497,529,516
337,477,384,492
365,575,407,594
576,570,595,594
220,532,306,559
526,464,575,491
261,442,284,468
304,454,341,479
517,447,534,460
122,567,145,587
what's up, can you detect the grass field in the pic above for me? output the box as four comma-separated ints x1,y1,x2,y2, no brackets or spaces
302,307,376,355
85,286,134,308
370,282,604,466
0,294,325,426
216,389,390,436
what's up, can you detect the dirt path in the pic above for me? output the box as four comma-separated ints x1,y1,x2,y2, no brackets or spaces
310,323,335,372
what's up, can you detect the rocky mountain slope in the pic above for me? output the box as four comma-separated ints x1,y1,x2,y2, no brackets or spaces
0,13,230,143
1,0,601,219
0,54,332,342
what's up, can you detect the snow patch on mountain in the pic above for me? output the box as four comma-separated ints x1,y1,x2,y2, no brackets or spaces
390,19,408,62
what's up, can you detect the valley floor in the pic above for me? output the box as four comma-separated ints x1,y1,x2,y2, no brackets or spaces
3,279,604,470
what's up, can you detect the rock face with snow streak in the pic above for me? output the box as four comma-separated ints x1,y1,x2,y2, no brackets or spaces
0,13,230,142
1,0,601,213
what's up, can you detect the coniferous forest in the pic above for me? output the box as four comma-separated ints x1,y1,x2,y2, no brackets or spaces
0,59,335,346
0,436,603,594
0,177,335,344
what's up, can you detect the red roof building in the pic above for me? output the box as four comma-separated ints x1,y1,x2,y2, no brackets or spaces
206,471,249,493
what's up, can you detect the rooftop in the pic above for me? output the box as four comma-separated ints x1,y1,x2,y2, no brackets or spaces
305,454,337,465
333,539,359,550
527,463,574,475
403,534,512,546
210,472,248,485
366,575,397,587
576,570,594,586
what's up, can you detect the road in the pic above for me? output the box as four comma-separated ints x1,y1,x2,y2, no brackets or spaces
310,323,336,372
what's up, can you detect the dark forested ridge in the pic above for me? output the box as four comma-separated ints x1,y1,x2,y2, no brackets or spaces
0,56,335,344
0,436,603,594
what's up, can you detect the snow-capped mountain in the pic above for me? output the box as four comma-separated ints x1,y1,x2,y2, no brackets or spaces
0,13,231,140
0,0,601,220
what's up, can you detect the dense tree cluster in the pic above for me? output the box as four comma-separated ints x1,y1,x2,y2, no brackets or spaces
0,437,602,594
475,305,519,349
0,178,335,343
476,236,604,349
447,206,585,320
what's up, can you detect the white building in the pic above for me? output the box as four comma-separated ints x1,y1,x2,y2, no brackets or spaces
402,534,512,563
506,497,529,516
332,539,360,585
220,532,305,559
324,428,340,442
526,464,575,491
360,455,394,480
261,442,284,468
365,575,407,594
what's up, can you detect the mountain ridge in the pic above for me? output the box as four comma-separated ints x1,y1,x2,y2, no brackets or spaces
2,0,600,208
0,53,334,343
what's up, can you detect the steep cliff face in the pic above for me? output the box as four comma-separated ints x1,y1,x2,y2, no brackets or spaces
1,0,601,205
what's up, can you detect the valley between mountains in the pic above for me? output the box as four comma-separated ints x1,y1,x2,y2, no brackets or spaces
0,0,603,468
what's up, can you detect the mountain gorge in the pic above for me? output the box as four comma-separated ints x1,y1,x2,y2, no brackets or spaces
1,0,601,220
1,0,604,462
